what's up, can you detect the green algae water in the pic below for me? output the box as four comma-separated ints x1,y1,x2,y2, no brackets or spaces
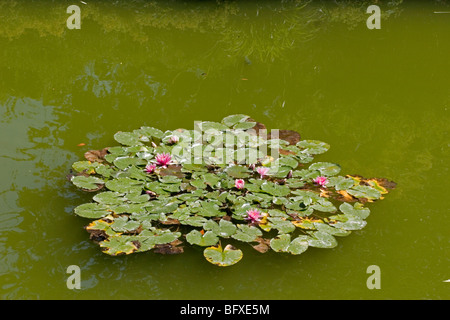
0,0,449,300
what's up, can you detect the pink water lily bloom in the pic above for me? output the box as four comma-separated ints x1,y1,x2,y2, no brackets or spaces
256,166,270,178
155,152,172,167
245,209,262,224
145,164,156,174
235,179,245,189
313,176,329,187
168,136,179,144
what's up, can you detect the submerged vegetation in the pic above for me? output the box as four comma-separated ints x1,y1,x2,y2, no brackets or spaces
69,115,396,266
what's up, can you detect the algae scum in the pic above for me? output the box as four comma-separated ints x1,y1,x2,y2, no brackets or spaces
69,115,396,266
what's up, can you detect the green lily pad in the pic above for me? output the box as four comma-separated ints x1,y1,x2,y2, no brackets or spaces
203,244,243,267
158,175,182,184
327,176,356,190
179,216,208,227
289,236,310,255
136,126,164,139
199,121,229,132
311,198,337,213
339,202,370,219
231,224,262,242
314,222,351,237
110,216,141,233
292,169,320,180
105,177,144,193
196,201,224,217
290,190,320,206
186,230,219,246
233,121,257,130
260,181,291,197
190,179,207,189
330,213,367,231
296,140,330,155
346,185,382,200
266,217,296,234
113,157,146,170
309,162,341,176
71,176,105,191
74,203,110,219
307,231,338,248
270,234,309,255
93,192,124,205
203,219,237,238
114,131,142,146
224,165,250,178
222,114,250,127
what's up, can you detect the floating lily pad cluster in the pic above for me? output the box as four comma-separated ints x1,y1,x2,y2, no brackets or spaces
69,114,396,266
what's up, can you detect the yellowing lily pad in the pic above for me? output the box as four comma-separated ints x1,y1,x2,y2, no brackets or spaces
203,244,243,267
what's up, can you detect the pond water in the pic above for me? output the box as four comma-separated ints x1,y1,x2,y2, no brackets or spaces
0,0,448,300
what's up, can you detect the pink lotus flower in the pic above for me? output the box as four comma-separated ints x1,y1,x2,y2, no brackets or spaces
168,136,179,144
313,176,328,187
235,179,245,189
245,209,262,224
155,152,172,167
145,164,156,174
256,166,270,178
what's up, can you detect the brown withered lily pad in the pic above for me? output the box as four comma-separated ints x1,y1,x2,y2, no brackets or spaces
154,239,184,255
84,147,109,163
276,130,301,145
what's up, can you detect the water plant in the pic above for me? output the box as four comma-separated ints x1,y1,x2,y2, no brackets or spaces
69,114,396,266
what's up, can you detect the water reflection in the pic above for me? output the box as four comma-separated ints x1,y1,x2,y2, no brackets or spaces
0,97,76,298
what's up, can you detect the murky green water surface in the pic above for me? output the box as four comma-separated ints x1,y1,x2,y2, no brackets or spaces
0,0,449,299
